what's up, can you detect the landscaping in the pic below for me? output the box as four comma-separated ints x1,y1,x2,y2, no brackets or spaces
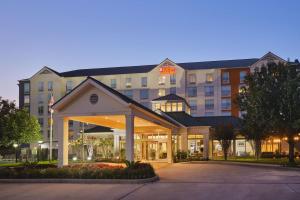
0,161,156,179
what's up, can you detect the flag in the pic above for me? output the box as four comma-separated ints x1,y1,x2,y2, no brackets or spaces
48,93,55,113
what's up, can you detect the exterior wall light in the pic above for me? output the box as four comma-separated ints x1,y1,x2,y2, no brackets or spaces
294,136,299,141
72,156,78,161
13,144,18,148
87,156,92,161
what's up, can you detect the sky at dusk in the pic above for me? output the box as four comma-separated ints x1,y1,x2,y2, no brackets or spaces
0,0,300,104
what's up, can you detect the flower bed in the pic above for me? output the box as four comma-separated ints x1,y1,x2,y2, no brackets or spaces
0,162,156,179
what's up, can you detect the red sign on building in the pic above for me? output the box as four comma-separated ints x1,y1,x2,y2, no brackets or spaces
159,66,176,74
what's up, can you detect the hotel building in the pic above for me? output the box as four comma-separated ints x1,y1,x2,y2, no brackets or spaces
18,52,298,166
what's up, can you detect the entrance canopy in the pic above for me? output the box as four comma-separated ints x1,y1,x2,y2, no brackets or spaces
52,77,179,166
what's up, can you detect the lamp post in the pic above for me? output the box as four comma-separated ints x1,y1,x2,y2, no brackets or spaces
13,143,18,163
37,141,43,162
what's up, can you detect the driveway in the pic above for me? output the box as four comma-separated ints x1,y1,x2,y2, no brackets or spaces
0,163,300,200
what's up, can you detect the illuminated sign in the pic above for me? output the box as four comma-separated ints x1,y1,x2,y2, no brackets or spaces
159,66,176,74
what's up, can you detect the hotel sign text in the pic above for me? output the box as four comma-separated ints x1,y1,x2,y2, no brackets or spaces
159,66,176,75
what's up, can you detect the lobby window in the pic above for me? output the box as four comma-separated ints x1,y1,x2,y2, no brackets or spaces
24,95,30,104
204,86,214,96
240,71,247,83
24,83,30,94
187,86,197,97
189,100,197,111
38,105,44,115
221,85,231,97
141,77,147,87
158,76,166,85
158,88,165,97
125,78,132,88
170,87,176,94
140,89,149,100
38,82,44,92
222,72,230,84
188,74,196,84
66,80,73,93
205,99,214,110
170,74,176,85
111,79,117,89
38,118,44,128
124,90,133,99
206,73,213,83
221,98,231,110
48,81,53,91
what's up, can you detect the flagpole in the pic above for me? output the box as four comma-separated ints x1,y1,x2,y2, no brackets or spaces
49,109,53,161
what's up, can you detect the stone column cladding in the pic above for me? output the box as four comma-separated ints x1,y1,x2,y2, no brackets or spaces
57,117,69,167
113,131,120,157
167,130,173,163
203,134,209,159
125,114,134,161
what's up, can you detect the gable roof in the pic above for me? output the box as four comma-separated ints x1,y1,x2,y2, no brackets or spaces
164,112,241,128
152,94,190,107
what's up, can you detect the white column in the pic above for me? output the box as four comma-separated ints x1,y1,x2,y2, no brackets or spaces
113,132,120,157
203,133,209,159
125,114,134,162
57,117,69,167
167,130,173,163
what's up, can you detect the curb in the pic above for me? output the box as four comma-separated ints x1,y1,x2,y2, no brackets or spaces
0,175,159,184
190,161,300,171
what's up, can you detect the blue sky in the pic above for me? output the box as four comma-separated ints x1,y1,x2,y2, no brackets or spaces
0,0,300,103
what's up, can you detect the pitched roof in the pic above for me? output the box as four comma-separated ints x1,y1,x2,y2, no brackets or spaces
152,94,190,106
164,112,241,128
57,58,259,77
85,125,113,133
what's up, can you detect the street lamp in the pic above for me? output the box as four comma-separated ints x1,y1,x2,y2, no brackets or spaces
13,143,18,163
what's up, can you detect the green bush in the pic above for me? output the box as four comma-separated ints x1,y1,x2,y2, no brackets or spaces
0,162,155,179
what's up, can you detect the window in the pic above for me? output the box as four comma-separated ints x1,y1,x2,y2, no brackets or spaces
166,103,172,112
222,111,231,116
206,73,213,83
222,72,230,83
154,103,161,110
221,98,231,110
205,99,214,110
24,95,30,104
188,74,196,84
38,94,44,104
161,104,166,112
177,102,183,111
204,86,214,96
221,85,231,97
140,89,149,99
38,105,44,115
187,87,197,97
240,71,247,83
38,82,44,92
172,103,177,111
124,90,133,99
24,83,30,94
170,74,176,85
158,76,166,85
158,89,165,97
189,100,197,110
170,87,176,94
111,79,116,89
125,78,132,88
48,81,53,91
68,120,74,127
66,80,73,92
141,77,147,87
38,118,44,128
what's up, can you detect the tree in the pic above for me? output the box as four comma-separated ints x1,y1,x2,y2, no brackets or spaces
210,123,236,160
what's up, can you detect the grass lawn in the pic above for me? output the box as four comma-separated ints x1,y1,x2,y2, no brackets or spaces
212,157,300,166
0,160,57,167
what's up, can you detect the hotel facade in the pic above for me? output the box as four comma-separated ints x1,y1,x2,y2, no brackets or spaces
18,52,297,166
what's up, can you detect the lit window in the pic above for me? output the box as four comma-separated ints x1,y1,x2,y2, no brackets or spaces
155,103,161,110
38,105,44,115
24,83,30,94
205,99,214,110
48,81,53,91
222,72,230,83
189,100,197,110
66,80,73,92
125,78,132,88
204,86,214,96
240,71,247,83
221,85,231,97
161,104,166,112
187,87,197,97
166,103,172,112
140,89,149,99
111,79,117,89
24,95,30,104
38,82,44,92
124,90,133,99
206,73,213,83
221,98,231,110
189,74,196,84
141,77,147,87
158,89,165,97
170,87,176,94
158,76,166,85
170,74,176,85
172,103,177,111
177,102,183,111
